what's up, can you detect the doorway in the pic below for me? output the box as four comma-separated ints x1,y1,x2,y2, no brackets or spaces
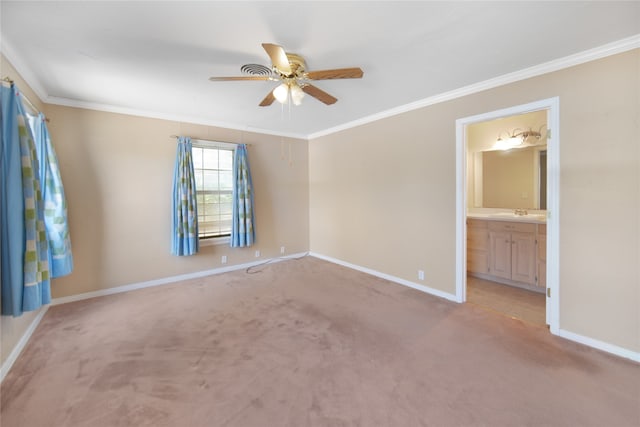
455,98,560,334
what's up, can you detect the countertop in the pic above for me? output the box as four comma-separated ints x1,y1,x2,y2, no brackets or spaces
467,212,547,224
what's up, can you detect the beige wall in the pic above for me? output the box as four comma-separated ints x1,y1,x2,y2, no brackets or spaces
45,106,309,298
0,56,49,366
310,49,639,352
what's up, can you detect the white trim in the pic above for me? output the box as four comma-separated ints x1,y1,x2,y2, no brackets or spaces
0,306,49,383
0,40,49,103
455,97,560,331
3,32,638,140
44,96,308,140
557,329,640,363
308,35,639,139
545,102,561,332
51,252,308,306
309,252,458,302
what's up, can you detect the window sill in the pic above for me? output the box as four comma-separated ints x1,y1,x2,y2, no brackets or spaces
200,237,230,247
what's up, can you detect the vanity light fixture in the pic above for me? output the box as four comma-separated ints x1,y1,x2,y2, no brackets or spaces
495,126,546,150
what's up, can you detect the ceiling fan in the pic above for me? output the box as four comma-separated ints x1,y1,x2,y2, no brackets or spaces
209,43,363,107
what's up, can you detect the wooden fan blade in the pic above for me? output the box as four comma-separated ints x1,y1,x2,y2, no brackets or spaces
306,67,363,80
302,84,337,105
262,43,292,75
259,90,276,107
209,76,272,81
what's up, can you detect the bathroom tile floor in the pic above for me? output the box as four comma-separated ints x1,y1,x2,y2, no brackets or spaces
467,276,546,326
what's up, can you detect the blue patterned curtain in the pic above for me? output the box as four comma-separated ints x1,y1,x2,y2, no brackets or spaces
32,113,73,277
230,144,255,247
171,136,199,256
1,84,51,316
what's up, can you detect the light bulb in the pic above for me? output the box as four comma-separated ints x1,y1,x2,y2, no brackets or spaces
273,83,289,104
290,84,305,106
505,136,522,146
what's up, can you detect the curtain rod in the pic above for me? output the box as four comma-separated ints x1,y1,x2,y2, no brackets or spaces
2,76,50,122
170,135,251,146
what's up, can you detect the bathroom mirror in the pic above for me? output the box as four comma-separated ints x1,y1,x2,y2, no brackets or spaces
466,110,547,210
470,146,547,209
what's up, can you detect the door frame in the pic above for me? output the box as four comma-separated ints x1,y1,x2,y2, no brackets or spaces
455,97,560,334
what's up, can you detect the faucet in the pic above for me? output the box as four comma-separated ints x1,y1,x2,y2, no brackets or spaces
514,208,528,216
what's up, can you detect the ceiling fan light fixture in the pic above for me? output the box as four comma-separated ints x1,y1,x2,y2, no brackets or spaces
290,83,305,105
273,82,289,104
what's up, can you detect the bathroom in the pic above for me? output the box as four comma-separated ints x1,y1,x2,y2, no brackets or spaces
465,110,548,325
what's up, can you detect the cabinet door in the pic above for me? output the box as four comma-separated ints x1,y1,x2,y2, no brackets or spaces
467,220,489,274
511,232,536,285
489,231,511,280
467,227,488,251
468,249,489,274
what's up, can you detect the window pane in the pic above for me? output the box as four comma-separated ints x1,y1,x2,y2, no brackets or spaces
220,150,233,170
194,170,203,189
220,203,232,215
203,170,219,191
203,193,219,204
192,147,203,169
219,192,233,204
219,170,233,191
204,204,220,216
203,148,218,168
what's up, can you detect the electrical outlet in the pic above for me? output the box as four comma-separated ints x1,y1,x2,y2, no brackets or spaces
418,270,425,281
280,246,285,254
255,250,260,258
221,255,227,264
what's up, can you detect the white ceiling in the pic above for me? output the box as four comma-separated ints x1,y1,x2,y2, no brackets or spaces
1,1,639,139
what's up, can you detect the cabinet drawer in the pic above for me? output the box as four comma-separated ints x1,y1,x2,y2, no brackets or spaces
488,221,535,234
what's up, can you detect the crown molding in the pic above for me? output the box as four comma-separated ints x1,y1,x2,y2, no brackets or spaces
3,32,638,141
0,39,48,103
308,34,640,140
45,95,308,140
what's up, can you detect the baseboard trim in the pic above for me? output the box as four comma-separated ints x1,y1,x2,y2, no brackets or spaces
0,306,49,383
51,252,309,306
309,252,458,302
557,329,640,363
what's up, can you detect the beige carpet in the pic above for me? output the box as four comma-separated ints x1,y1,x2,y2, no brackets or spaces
1,257,638,426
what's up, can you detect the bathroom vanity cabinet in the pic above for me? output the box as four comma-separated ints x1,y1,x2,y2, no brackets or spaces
466,219,489,275
467,217,546,293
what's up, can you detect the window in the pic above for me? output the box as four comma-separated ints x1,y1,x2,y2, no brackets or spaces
191,141,235,241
